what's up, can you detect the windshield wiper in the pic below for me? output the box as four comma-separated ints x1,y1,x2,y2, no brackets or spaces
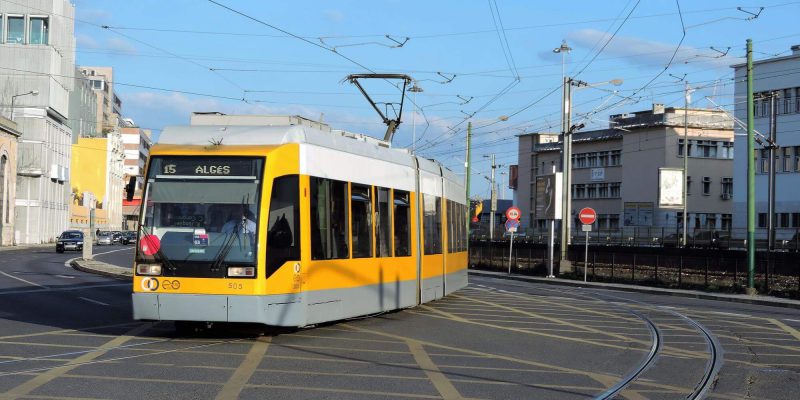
210,220,243,272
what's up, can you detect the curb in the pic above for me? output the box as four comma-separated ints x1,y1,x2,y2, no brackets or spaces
71,258,132,280
469,269,800,310
0,244,56,252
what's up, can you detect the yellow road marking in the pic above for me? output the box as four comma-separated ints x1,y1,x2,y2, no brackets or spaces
0,324,151,400
341,323,696,395
407,341,464,400
214,336,270,400
244,383,444,399
256,368,429,380
767,318,800,342
0,322,140,341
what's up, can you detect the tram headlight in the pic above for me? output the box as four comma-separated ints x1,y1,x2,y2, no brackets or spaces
227,266,255,277
136,263,162,276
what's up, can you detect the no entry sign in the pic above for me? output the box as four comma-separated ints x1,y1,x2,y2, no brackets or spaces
578,207,597,225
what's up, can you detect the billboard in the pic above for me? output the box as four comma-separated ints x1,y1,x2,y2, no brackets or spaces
658,168,684,208
534,173,562,220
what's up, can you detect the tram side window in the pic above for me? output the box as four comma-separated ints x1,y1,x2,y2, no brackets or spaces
351,184,373,258
393,190,411,257
266,175,300,277
423,194,442,255
460,203,467,251
376,187,391,257
311,177,349,260
447,200,455,253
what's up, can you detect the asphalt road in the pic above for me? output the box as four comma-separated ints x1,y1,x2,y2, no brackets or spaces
0,247,798,399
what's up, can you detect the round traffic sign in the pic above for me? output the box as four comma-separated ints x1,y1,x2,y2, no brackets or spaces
505,206,521,221
578,207,597,225
504,219,520,232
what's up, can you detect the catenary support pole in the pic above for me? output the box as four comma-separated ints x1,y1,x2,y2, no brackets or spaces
768,92,777,251
682,80,689,247
746,39,757,295
560,76,572,264
466,122,471,245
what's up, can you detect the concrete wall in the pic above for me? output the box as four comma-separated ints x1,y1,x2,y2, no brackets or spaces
0,117,19,245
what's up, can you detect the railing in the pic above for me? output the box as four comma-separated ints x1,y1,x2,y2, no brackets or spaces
470,226,800,252
469,240,800,299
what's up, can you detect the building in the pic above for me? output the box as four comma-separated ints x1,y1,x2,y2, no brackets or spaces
518,105,734,235
79,66,122,135
1,0,75,243
69,133,125,231
0,116,19,245
731,45,800,239
68,66,98,142
120,124,151,230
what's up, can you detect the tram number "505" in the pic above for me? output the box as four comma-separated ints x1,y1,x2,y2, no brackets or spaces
227,282,244,290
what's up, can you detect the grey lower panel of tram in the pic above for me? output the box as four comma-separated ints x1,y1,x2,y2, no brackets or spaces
132,269,467,327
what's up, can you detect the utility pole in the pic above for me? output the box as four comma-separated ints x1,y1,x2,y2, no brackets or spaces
767,92,778,251
466,122,472,242
682,80,690,246
559,76,573,265
489,154,497,241
746,39,756,295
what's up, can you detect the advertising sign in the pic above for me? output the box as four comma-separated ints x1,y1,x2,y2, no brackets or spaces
534,173,562,220
658,168,685,208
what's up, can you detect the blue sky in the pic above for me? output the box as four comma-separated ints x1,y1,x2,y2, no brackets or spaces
70,0,800,199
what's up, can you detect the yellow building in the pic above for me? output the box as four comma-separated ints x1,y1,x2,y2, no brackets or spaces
70,134,124,230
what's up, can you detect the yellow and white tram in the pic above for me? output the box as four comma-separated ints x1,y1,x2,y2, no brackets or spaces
131,120,468,327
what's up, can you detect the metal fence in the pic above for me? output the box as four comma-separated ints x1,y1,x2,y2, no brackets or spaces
469,240,800,299
470,226,800,252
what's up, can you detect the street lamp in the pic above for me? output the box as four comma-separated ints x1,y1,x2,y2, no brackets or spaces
9,90,39,121
408,81,423,153
559,77,623,268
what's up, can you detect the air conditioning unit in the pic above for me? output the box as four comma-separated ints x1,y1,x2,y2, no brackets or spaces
721,193,731,200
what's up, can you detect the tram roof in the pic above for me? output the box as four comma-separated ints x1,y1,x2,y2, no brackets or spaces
157,124,461,182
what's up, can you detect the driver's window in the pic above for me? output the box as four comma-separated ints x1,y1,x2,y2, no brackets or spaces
265,175,300,278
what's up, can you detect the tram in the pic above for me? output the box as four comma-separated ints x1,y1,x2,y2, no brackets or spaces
130,117,468,327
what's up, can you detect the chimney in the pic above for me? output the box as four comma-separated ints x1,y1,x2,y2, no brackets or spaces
792,45,800,55
652,103,665,114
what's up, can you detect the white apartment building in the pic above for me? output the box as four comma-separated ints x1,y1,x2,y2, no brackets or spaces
120,124,151,190
732,45,800,238
0,0,75,243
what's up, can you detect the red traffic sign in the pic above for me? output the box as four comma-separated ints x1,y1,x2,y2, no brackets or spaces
505,206,521,221
578,207,597,225
505,219,520,232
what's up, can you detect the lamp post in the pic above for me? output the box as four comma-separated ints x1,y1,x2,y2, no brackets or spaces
9,90,39,121
559,78,623,267
553,40,572,84
408,81,423,153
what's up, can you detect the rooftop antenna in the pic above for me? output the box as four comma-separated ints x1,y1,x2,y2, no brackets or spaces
345,73,413,143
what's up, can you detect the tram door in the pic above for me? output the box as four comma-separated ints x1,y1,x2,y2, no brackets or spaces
418,171,445,303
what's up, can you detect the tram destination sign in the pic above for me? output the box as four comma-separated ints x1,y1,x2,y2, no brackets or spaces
157,157,259,177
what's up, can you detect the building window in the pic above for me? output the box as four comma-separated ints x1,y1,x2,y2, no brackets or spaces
7,16,24,44
780,213,791,228
29,17,49,45
598,183,609,198
760,149,770,173
586,184,597,199
686,176,692,195
784,89,793,114
795,146,800,172
610,150,621,166
610,182,621,198
783,147,792,172
721,177,732,199
702,177,711,196
792,213,800,228
722,214,732,231
0,155,6,224
796,87,800,113
573,184,585,199
721,142,734,159
758,213,767,228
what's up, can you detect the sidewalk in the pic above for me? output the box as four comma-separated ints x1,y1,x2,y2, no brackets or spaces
71,258,132,280
0,243,56,252
469,269,800,310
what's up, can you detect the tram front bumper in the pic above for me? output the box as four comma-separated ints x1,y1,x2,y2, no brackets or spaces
132,292,305,327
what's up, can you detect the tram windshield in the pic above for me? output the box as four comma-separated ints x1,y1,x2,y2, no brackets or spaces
139,156,264,266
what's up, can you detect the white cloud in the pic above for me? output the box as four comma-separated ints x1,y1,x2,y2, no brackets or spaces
565,28,744,69
324,10,345,23
105,38,138,55
76,8,112,25
76,34,138,55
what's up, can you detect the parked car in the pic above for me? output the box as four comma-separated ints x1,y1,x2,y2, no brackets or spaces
121,231,137,245
56,231,84,253
96,231,113,246
111,231,123,244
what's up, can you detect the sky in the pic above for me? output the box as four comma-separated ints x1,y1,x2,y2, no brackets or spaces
64,0,800,200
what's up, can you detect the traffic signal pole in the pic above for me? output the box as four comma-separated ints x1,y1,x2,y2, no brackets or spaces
466,122,472,244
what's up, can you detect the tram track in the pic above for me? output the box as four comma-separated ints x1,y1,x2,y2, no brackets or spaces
472,278,723,399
